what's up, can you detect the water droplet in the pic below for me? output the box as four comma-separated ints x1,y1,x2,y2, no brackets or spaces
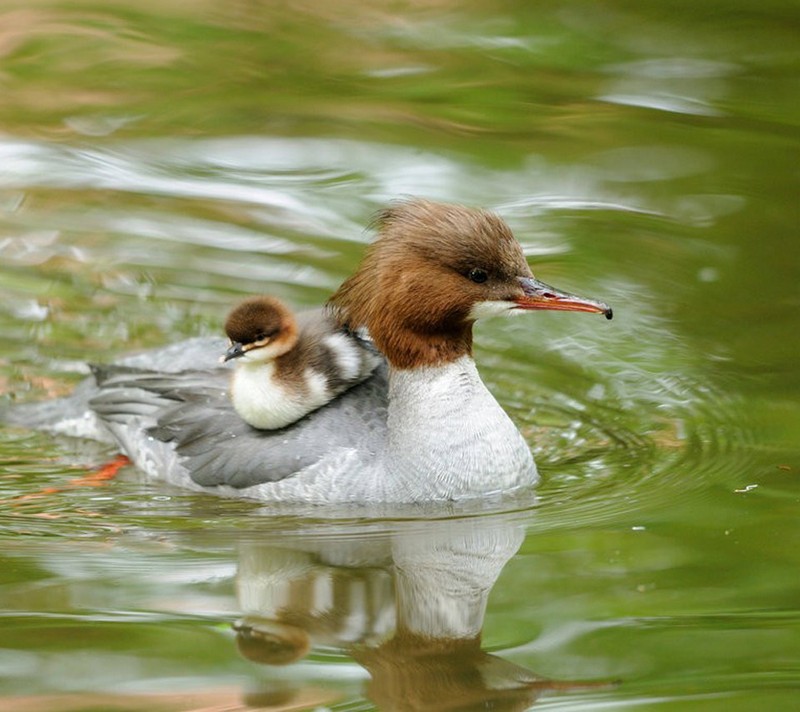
698,267,719,283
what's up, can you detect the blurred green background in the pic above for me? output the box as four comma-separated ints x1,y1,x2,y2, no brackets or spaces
1,1,799,710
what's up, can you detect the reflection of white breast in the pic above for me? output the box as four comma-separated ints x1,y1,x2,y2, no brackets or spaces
230,362,331,430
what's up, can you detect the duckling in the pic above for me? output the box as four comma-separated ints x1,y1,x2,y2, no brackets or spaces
223,296,381,430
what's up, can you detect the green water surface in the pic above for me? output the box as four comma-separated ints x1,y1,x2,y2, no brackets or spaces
1,1,799,710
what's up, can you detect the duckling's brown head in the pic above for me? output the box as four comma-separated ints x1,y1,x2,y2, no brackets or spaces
223,296,299,363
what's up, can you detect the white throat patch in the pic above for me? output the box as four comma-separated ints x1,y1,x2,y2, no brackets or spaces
468,300,517,320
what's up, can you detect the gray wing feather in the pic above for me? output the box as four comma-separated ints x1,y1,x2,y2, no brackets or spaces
7,330,388,490
88,361,388,489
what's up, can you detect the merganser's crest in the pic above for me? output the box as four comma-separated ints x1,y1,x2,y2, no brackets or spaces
329,200,610,370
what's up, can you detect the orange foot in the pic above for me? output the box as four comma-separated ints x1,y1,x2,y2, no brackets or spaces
69,455,131,487
6,455,131,507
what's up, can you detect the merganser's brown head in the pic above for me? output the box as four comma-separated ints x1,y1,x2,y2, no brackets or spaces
328,199,611,369
223,296,299,364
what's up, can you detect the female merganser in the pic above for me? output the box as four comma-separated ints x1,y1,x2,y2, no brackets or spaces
7,199,612,504
222,296,380,429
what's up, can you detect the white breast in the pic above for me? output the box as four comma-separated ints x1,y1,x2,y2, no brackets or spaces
230,362,332,430
384,357,538,500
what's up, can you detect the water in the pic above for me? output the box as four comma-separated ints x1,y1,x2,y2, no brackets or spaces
1,1,799,709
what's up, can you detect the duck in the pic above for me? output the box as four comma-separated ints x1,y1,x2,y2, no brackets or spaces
6,199,612,504
222,295,380,430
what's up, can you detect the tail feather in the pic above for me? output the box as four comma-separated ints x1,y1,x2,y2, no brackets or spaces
2,377,114,443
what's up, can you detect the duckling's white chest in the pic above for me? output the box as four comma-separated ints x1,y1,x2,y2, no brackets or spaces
229,362,330,430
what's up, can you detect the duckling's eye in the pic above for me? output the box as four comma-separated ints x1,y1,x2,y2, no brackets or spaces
254,326,281,342
467,268,489,284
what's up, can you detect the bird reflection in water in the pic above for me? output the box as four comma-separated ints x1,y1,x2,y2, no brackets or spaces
231,509,613,710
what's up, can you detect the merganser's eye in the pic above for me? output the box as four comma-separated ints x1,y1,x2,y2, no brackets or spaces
468,268,488,284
